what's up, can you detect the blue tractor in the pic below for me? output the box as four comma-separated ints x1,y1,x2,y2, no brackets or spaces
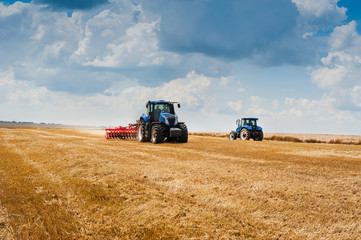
137,100,188,144
229,118,263,141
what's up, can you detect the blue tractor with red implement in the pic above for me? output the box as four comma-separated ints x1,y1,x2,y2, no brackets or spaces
229,118,263,141
137,100,188,144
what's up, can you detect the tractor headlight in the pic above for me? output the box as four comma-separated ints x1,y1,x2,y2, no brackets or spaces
163,117,170,125
174,115,178,125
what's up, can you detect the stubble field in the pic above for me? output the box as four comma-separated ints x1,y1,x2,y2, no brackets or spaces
0,127,360,239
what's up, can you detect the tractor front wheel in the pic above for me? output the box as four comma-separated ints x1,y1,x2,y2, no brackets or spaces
240,128,250,140
151,124,165,144
177,123,188,143
254,130,264,141
229,131,237,140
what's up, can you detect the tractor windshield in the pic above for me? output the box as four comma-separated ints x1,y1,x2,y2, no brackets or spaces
242,119,257,126
151,103,175,122
249,119,257,126
154,103,174,114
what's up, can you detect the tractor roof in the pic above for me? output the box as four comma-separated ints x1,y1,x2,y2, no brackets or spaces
242,117,259,120
148,100,180,105
148,100,170,104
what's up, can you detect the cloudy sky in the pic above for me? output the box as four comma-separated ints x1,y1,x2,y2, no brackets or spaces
1,0,361,134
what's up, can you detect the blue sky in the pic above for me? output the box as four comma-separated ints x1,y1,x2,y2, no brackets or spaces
1,0,361,134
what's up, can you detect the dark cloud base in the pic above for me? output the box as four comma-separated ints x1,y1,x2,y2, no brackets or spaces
34,0,109,10
144,0,318,67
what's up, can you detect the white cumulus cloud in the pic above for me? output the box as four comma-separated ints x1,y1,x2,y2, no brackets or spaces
107,71,212,110
311,21,361,109
292,0,345,18
228,100,243,112
84,19,163,67
0,2,29,18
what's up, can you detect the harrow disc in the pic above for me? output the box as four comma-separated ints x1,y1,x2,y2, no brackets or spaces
105,123,138,140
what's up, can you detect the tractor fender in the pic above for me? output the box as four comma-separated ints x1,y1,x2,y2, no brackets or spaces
241,126,262,131
150,121,183,128
150,122,162,126
140,114,149,123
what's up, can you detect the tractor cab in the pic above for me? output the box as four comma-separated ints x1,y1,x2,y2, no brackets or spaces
145,100,180,125
238,118,258,130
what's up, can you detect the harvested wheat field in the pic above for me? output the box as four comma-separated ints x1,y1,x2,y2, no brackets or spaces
0,128,360,239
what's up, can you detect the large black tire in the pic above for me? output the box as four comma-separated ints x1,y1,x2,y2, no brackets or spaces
138,120,150,142
229,131,237,140
254,130,263,141
151,124,165,144
240,128,250,140
177,123,188,143
165,137,177,142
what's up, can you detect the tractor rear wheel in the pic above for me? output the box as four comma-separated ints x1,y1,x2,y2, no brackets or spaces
229,131,237,140
138,120,150,142
240,128,250,140
255,130,264,141
151,124,165,144
178,123,188,143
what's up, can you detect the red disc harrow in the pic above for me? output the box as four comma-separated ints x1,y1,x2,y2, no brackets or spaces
105,122,138,139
